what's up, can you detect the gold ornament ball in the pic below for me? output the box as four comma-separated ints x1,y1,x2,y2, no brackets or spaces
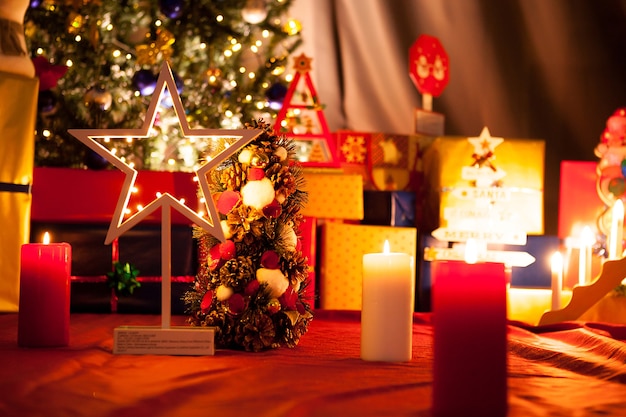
84,86,113,111
267,298,281,314
282,19,302,36
250,152,269,168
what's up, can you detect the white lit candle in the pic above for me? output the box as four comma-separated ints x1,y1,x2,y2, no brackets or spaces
608,199,624,260
361,240,415,362
551,251,563,310
578,226,593,285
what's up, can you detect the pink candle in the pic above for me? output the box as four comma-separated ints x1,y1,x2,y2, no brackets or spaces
431,260,507,417
18,232,71,347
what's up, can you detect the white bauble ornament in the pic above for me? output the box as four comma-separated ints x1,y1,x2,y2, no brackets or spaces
216,285,234,301
256,268,289,298
241,177,275,210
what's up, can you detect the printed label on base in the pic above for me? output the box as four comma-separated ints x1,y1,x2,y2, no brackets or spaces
113,326,215,356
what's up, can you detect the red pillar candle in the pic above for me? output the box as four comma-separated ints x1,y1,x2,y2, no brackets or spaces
18,232,71,347
431,260,508,417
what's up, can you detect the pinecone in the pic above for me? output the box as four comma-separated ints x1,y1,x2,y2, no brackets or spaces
236,312,276,352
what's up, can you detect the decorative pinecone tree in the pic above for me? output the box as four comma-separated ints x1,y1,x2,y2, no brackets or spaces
25,0,301,170
184,119,313,352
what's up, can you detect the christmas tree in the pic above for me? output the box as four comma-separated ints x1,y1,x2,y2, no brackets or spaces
184,119,313,352
25,0,301,171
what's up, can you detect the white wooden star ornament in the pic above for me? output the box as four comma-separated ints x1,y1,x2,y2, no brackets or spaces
468,126,503,156
69,62,262,245
69,62,262,335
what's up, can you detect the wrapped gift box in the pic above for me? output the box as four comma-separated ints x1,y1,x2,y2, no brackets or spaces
32,167,200,225
362,191,416,227
422,136,545,235
558,161,602,239
415,108,445,136
301,169,363,220
70,276,192,314
334,130,435,193
30,222,196,314
508,288,573,325
319,222,417,310
299,216,317,309
30,223,196,277
0,72,38,312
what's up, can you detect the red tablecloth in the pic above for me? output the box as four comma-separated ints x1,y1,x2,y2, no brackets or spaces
2,311,626,416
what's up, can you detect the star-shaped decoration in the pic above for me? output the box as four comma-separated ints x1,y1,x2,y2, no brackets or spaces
293,53,312,73
69,62,262,245
468,126,503,157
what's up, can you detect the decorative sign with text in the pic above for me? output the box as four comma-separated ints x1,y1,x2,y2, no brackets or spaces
424,127,535,267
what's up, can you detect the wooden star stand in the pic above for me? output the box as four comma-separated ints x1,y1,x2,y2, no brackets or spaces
69,63,262,355
539,256,626,325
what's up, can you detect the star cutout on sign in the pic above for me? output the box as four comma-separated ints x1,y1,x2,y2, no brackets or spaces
468,126,503,156
69,62,262,245
293,53,312,73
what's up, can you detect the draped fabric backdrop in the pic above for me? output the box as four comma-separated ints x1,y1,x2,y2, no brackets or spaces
290,0,626,235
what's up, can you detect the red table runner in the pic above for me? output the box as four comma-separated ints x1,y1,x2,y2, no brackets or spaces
1,311,626,416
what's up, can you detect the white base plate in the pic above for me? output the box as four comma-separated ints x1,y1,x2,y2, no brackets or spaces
113,326,215,356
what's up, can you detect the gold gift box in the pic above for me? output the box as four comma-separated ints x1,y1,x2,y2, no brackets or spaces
319,222,417,310
422,136,545,235
301,169,363,220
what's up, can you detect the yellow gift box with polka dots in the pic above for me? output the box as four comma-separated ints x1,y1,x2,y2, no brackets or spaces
319,222,417,310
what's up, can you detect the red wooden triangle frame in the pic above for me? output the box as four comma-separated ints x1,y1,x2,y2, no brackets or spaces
274,56,339,167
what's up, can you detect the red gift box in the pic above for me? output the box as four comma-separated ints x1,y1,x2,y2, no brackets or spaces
335,130,433,193
558,161,604,239
32,167,200,225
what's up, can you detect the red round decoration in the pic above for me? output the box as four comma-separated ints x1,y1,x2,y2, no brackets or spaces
219,240,236,260
244,279,260,296
278,285,297,310
409,34,450,97
208,244,224,270
200,290,214,314
226,293,245,315
260,250,280,269
248,167,266,181
217,190,241,214
262,199,282,218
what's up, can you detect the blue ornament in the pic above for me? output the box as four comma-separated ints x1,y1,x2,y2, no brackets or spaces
266,82,287,110
37,90,57,114
160,71,184,108
84,149,109,170
132,69,158,96
159,0,184,19
621,159,626,177
29,0,42,8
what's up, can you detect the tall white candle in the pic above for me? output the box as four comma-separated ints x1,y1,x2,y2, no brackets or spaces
578,226,593,286
551,251,563,310
608,199,624,260
361,240,415,362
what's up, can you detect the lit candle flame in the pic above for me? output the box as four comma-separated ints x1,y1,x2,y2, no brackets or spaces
551,251,563,274
383,240,390,254
465,239,478,264
43,232,51,245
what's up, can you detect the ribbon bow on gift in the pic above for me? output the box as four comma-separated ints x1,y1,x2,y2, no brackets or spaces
136,28,175,66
